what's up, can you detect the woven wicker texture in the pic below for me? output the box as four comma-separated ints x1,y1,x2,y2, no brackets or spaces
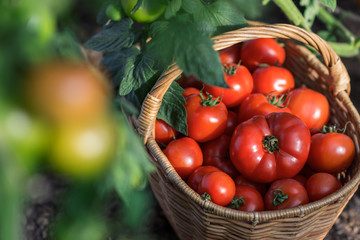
137,23,360,239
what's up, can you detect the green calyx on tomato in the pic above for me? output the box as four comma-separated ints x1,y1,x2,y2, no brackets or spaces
120,0,166,23
200,91,222,107
263,135,279,154
272,188,288,206
228,196,245,210
201,192,212,201
267,93,290,108
223,64,239,75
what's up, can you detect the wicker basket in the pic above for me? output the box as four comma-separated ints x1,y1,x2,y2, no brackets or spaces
136,23,360,240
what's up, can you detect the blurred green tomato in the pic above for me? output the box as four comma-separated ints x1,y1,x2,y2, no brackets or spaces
48,117,117,180
120,0,166,23
0,106,50,171
26,8,56,44
106,4,122,21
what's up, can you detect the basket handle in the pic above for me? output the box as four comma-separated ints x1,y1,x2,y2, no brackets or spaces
137,23,351,144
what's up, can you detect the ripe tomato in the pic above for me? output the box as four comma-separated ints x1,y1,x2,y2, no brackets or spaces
286,88,330,131
224,110,238,136
234,175,267,197
187,166,220,192
204,64,253,108
240,38,286,72
202,134,240,179
176,75,203,90
237,93,291,123
229,185,264,212
230,112,311,183
307,131,355,173
198,171,236,207
252,66,295,95
219,44,241,64
154,119,179,146
185,92,228,143
25,61,110,123
163,137,203,179
306,172,342,202
120,0,166,23
292,174,307,186
182,87,200,98
264,178,309,210
49,117,117,180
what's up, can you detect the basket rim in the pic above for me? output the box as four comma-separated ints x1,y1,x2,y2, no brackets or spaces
138,23,360,223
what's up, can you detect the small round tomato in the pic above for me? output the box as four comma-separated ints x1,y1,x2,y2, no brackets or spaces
185,92,228,143
224,110,238,136
286,88,330,131
307,130,355,173
204,64,253,108
198,171,236,206
182,87,200,98
306,172,342,202
264,178,309,210
234,175,267,196
176,75,203,90
219,44,241,64
229,185,264,211
252,66,294,95
163,137,203,179
230,112,311,183
202,134,240,179
154,119,178,146
187,166,220,192
120,0,166,23
240,38,286,72
237,93,291,123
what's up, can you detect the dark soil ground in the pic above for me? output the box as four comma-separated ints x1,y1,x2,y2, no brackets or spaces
25,1,360,239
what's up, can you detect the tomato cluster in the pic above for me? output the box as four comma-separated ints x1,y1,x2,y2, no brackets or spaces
157,38,355,211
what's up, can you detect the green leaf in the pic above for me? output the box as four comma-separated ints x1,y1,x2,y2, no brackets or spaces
101,48,159,96
320,0,336,11
84,18,135,52
300,0,319,27
164,0,182,19
157,81,187,135
182,0,203,13
148,16,227,88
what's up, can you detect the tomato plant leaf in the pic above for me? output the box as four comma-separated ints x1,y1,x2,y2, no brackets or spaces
84,18,135,52
320,0,336,11
148,16,226,88
164,0,182,19
182,0,203,13
157,81,187,135
300,0,319,27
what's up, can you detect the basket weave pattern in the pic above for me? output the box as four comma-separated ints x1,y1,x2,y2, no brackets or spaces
137,24,360,240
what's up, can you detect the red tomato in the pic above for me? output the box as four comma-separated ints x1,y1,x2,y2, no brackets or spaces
163,137,203,179
237,93,291,123
182,87,200,98
198,171,236,206
204,64,253,108
229,185,264,212
240,38,286,72
230,112,311,183
292,174,307,186
234,175,267,196
307,131,355,173
176,75,203,90
155,119,178,146
187,166,220,192
219,44,241,64
202,134,240,179
224,110,238,136
185,92,228,143
252,66,295,95
286,88,330,131
306,172,342,202
264,178,309,210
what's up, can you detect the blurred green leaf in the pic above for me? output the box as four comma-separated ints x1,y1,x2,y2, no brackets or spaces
320,0,336,11
300,0,319,27
85,18,135,52
164,0,182,19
